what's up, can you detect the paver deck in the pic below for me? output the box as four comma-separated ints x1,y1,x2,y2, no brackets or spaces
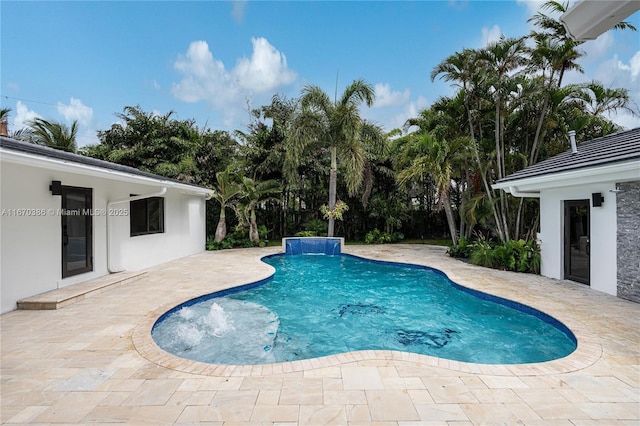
1,244,638,425
16,271,147,310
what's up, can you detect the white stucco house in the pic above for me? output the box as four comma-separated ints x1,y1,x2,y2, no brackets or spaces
493,128,640,303
0,136,213,313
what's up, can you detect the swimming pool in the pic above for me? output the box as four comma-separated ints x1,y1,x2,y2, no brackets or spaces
152,253,577,365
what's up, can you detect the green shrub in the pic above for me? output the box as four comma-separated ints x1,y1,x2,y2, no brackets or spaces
469,240,495,268
258,225,268,239
295,230,316,237
447,236,473,258
463,238,540,274
302,219,327,236
391,232,405,243
364,229,392,244
493,243,515,270
205,232,265,251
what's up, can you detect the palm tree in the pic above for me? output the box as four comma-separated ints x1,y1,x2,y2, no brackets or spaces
212,167,243,242
398,133,465,245
527,34,584,166
239,177,281,242
527,1,635,166
286,79,375,237
27,118,78,152
359,121,388,208
478,36,529,242
431,49,509,242
568,81,636,118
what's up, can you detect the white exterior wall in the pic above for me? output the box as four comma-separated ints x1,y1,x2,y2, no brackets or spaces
0,161,207,313
539,182,618,296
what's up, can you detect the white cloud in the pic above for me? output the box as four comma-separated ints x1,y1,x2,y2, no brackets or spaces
172,40,240,107
234,37,297,92
56,97,94,127
593,52,640,86
365,95,430,132
447,0,468,10
373,83,410,108
482,25,502,47
587,51,640,130
13,101,41,130
515,0,546,15
402,96,430,126
172,38,297,125
581,32,614,63
619,50,640,81
231,0,247,23
607,111,640,130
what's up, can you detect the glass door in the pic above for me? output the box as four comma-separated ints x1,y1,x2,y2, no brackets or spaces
61,186,93,278
564,200,590,285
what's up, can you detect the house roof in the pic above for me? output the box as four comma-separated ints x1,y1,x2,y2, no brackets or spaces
495,127,640,186
0,136,212,194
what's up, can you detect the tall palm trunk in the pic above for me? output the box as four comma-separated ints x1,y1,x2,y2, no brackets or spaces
327,146,337,237
464,100,506,242
494,93,510,242
215,208,227,242
249,209,259,242
442,190,459,245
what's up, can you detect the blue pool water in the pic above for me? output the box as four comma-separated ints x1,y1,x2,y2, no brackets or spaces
152,254,577,365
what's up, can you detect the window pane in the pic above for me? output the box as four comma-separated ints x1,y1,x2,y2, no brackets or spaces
130,197,164,236
148,198,161,232
130,199,147,235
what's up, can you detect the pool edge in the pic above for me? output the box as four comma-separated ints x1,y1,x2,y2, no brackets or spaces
132,247,602,377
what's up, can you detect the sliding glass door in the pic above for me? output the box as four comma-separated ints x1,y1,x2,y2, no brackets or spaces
61,186,93,278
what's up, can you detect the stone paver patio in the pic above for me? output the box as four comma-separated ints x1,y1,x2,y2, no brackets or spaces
1,244,638,425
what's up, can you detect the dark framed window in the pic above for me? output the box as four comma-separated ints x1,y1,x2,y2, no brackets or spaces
130,197,164,237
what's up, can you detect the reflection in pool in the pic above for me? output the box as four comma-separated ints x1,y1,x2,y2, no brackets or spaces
152,254,577,365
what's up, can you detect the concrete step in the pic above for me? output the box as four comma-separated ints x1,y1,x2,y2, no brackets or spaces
16,271,147,310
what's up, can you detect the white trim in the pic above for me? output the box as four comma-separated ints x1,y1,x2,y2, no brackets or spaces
0,148,213,197
502,186,541,198
560,0,640,41
493,160,640,192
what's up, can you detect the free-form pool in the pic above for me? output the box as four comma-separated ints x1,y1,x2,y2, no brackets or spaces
152,253,577,365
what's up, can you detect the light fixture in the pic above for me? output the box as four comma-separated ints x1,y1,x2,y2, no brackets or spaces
592,192,604,207
49,180,62,195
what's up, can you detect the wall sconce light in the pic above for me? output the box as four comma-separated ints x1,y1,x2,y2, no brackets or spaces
49,180,62,195
592,192,604,207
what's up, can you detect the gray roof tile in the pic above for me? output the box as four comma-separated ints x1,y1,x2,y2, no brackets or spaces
496,127,640,184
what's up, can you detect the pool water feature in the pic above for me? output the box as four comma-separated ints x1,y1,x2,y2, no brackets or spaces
152,253,577,365
283,237,342,255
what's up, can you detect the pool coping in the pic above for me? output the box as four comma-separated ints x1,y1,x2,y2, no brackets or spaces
132,249,603,377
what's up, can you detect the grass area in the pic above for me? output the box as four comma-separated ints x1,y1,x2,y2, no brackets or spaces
402,238,453,247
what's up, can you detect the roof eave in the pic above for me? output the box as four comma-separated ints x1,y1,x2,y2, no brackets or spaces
493,159,640,194
559,0,640,41
1,147,214,197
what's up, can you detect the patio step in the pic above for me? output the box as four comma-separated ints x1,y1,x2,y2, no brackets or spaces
16,271,147,310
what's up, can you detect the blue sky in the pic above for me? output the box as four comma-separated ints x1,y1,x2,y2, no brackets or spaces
2,1,639,147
